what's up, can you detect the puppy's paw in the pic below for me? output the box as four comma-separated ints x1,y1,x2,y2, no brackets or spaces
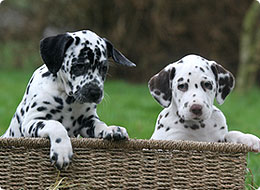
102,126,129,141
225,131,260,152
50,136,73,170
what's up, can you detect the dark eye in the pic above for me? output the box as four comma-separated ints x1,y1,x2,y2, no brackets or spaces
177,83,188,92
76,64,86,70
71,63,87,76
201,81,213,90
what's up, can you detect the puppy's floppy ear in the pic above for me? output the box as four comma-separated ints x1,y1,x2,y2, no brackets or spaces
148,64,176,108
103,38,136,67
40,34,74,74
210,61,235,105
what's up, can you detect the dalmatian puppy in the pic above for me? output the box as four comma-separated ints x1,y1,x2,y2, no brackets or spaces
149,54,260,152
2,29,136,169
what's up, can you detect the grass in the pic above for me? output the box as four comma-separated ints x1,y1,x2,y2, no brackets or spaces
0,69,259,188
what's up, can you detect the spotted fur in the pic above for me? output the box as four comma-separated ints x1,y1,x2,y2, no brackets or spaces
2,29,135,169
149,54,260,152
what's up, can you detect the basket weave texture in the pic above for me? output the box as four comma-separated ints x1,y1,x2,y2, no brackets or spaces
0,138,250,190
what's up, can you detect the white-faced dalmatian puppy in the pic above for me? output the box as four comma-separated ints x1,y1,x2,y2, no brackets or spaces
2,30,136,169
149,54,260,152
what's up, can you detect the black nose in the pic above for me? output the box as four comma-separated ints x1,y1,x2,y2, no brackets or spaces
190,104,203,116
88,84,102,100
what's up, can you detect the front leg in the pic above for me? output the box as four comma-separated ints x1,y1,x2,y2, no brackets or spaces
79,114,128,141
23,120,73,169
225,131,260,152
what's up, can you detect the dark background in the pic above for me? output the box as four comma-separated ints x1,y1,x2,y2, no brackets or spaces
0,0,254,83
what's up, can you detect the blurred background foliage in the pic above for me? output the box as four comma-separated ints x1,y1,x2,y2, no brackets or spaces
0,0,259,87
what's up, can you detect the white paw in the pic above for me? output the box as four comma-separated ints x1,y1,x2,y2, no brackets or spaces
50,136,73,170
102,125,129,141
225,131,260,152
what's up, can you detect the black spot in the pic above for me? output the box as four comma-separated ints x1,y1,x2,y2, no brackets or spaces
51,152,58,161
199,67,205,72
220,126,225,130
45,114,52,120
54,97,63,106
193,94,196,97
177,60,183,64
86,107,90,112
214,124,217,127
28,122,35,134
26,106,29,112
85,120,95,137
75,37,80,45
170,67,176,80
37,107,47,112
35,121,45,137
16,114,20,124
55,138,62,143
99,130,104,138
165,112,169,118
154,90,161,96
195,84,198,88
42,71,51,78
43,101,50,104
72,120,77,127
174,121,178,124
34,117,46,120
77,115,84,125
50,109,58,114
31,102,37,108
190,125,199,130
188,72,191,75
184,125,189,128
157,114,163,125
157,124,164,130
66,96,75,104
26,77,34,95
201,81,207,92
56,105,63,110
184,102,188,108
200,123,205,128
179,118,185,123
20,108,24,116
177,77,184,82
165,127,170,131
68,108,72,112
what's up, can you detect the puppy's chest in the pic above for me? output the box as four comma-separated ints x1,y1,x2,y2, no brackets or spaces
157,113,225,141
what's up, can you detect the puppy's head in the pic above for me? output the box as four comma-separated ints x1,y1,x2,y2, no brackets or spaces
148,54,234,121
40,30,135,104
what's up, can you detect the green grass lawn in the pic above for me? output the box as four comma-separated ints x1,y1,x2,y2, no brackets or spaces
0,69,259,188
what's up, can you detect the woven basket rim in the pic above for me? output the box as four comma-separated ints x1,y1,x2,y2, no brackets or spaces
0,137,251,153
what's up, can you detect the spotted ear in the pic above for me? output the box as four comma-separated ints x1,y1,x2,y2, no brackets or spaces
103,38,136,67
210,61,235,105
40,34,74,74
148,65,176,108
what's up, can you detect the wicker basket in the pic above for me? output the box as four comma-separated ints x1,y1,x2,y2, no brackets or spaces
0,138,250,190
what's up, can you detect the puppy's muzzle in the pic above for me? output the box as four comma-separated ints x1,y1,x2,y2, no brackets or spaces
77,84,103,104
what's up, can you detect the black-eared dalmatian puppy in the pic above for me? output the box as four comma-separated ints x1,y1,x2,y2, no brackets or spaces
149,54,260,152
2,30,135,169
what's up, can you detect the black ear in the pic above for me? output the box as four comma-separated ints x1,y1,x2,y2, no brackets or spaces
103,38,136,67
40,34,74,74
210,61,235,105
148,65,176,108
